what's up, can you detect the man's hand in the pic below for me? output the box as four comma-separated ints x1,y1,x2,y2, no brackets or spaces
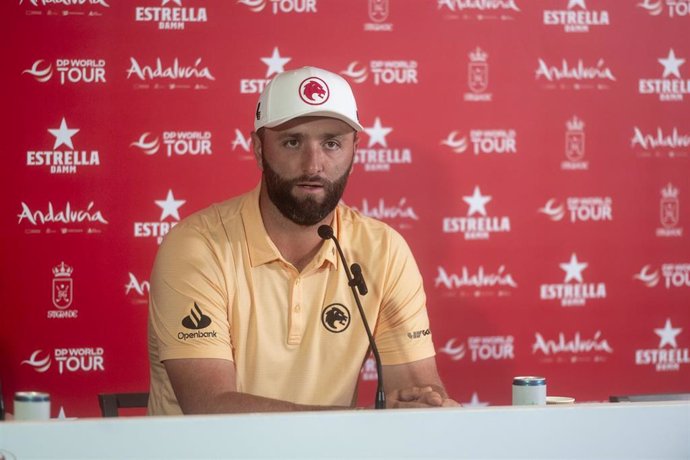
387,385,460,409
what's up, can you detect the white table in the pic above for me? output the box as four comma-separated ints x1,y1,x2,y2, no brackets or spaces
1,402,689,459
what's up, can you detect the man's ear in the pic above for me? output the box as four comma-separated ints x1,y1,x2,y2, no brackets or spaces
251,131,263,170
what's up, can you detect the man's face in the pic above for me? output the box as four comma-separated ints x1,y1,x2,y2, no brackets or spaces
254,117,358,226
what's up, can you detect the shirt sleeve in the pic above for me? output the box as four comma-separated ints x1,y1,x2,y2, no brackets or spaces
149,217,234,363
374,229,436,366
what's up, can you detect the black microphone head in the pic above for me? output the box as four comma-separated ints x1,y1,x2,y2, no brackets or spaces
317,225,334,240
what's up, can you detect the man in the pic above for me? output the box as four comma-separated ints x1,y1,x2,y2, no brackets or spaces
148,66,457,414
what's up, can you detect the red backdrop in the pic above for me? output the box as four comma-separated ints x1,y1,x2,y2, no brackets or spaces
2,0,689,417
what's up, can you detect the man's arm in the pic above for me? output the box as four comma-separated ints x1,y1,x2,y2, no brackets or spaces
382,356,459,408
164,358,349,414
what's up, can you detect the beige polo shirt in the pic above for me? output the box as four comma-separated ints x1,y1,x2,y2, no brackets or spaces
148,185,435,415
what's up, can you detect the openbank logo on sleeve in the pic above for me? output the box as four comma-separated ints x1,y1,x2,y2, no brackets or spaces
48,261,78,319
133,189,186,244
131,130,213,158
26,117,100,175
125,272,150,304
634,264,690,289
539,253,606,307
239,47,291,94
439,336,515,362
656,183,683,238
178,302,218,341
536,57,615,91
538,196,612,223
21,348,105,375
631,125,690,159
134,0,208,30
237,0,317,15
341,60,418,86
635,319,689,372
561,115,588,170
19,0,109,16
543,0,609,33
349,196,419,230
637,0,690,18
639,49,689,102
126,56,214,90
23,58,106,85
434,264,517,298
441,128,517,156
17,200,108,235
442,186,511,240
532,330,613,363
464,47,492,102
438,0,521,21
355,117,412,172
363,0,393,31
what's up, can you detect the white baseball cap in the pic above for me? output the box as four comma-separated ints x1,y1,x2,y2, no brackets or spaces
254,66,363,132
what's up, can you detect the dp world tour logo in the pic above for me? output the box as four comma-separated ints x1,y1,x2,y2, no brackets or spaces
299,77,329,105
182,302,211,330
321,303,350,333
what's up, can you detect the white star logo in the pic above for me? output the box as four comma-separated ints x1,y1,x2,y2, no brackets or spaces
655,318,682,349
155,189,186,221
658,49,685,78
48,118,79,150
261,47,291,78
463,186,492,217
363,117,393,148
560,253,588,283
463,392,489,407
568,0,587,8
161,0,182,5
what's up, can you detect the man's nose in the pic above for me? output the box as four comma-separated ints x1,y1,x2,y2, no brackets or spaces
302,142,324,174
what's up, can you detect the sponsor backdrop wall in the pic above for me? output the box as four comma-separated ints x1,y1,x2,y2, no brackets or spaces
2,0,689,417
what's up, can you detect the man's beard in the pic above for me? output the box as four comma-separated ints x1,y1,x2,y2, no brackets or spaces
262,157,351,226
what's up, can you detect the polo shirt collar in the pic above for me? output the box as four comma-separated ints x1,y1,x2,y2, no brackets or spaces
241,183,340,270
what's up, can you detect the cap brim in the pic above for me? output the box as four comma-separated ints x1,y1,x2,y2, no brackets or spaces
261,110,363,132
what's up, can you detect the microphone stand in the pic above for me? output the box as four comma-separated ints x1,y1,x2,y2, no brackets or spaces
318,225,385,409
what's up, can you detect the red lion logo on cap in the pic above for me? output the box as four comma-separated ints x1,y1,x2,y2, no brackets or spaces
299,77,329,105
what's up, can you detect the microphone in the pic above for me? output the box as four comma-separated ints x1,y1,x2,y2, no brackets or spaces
318,224,385,409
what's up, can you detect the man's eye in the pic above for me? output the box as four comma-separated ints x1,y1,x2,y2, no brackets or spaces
325,141,340,150
284,139,299,148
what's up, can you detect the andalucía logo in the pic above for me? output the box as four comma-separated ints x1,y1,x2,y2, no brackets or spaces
539,253,606,307
355,117,412,172
536,58,615,91
133,189,186,244
131,131,213,157
49,261,78,319
637,0,690,18
543,0,610,33
19,0,109,16
127,57,214,90
635,318,689,372
21,348,105,375
364,0,393,31
135,0,208,30
639,49,689,102
26,117,100,175
17,200,108,235
631,126,690,159
464,47,492,102
125,272,150,304
656,183,683,238
538,196,612,223
350,197,419,230
439,336,515,362
562,116,588,170
437,0,521,21
441,129,517,156
237,0,317,14
532,330,613,364
341,60,418,86
240,47,291,94
634,264,690,289
23,59,106,85
442,186,511,240
231,129,253,160
434,265,517,298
